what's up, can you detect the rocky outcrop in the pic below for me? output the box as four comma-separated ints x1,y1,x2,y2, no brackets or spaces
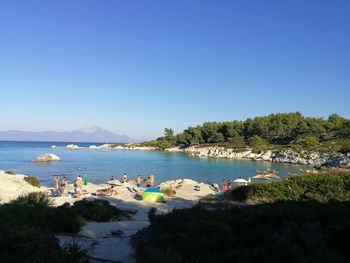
165,145,350,168
89,145,98,149
180,146,272,161
165,147,183,152
33,153,60,162
322,153,350,168
66,144,82,150
273,150,327,166
110,144,158,151
53,143,159,151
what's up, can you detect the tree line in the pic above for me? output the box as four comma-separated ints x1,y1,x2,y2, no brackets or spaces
141,112,350,152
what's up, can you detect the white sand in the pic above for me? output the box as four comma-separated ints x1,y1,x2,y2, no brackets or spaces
0,171,215,262
0,171,50,203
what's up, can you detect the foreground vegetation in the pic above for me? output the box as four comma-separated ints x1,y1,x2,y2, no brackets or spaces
133,172,350,263
0,192,87,262
140,112,350,153
231,171,350,202
0,194,130,263
71,199,132,221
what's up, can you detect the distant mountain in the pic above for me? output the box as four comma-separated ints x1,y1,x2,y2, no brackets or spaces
0,126,130,143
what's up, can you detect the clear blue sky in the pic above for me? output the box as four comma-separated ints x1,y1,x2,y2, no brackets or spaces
1,0,349,140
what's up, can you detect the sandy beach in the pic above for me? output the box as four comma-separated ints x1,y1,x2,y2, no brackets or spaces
0,170,215,262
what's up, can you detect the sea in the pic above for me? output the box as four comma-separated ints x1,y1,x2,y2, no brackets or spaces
0,141,311,187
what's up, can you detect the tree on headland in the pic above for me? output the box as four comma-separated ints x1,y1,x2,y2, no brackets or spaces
140,112,350,153
164,128,174,138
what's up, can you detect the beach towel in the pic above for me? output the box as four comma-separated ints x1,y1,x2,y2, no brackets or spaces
141,188,164,203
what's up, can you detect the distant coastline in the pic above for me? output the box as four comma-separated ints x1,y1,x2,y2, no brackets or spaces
0,140,127,145
49,142,350,168
0,125,130,143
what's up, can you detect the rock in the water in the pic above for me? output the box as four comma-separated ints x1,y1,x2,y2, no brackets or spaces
66,144,80,150
89,145,98,149
33,153,60,162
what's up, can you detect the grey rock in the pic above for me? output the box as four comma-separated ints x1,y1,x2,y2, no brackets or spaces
33,153,60,162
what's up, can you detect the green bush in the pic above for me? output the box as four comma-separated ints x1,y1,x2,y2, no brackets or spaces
248,135,270,153
333,138,350,154
0,226,88,263
133,201,350,263
5,170,15,175
0,193,87,262
4,193,84,233
10,192,51,207
0,226,65,263
293,136,319,151
47,203,85,233
71,199,131,222
230,172,350,202
157,139,174,150
62,242,89,263
24,176,41,187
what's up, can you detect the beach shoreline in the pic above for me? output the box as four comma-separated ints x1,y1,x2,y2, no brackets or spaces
0,170,215,262
53,143,350,168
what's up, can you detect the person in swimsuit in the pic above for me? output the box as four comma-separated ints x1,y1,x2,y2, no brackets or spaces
123,173,128,183
96,185,115,196
146,177,152,188
60,177,67,196
53,176,59,196
135,175,143,187
150,174,155,187
74,177,82,197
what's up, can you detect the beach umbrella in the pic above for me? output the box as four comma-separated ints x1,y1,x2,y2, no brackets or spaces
233,178,248,184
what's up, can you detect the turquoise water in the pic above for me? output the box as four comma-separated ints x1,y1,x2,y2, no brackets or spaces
0,141,310,186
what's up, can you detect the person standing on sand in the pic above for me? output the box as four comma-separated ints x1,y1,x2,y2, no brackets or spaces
60,177,67,196
227,179,233,190
53,176,59,196
123,173,128,183
135,175,143,187
221,179,228,192
74,177,82,197
150,174,155,187
146,177,152,188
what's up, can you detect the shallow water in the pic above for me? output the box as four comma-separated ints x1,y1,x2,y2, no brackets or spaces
0,141,311,186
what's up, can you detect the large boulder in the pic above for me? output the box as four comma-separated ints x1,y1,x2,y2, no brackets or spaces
66,144,80,150
89,145,98,149
33,153,60,162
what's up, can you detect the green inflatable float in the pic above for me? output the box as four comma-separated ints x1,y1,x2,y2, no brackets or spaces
142,188,164,203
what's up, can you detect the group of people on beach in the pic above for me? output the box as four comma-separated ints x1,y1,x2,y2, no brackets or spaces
52,172,156,198
53,176,68,196
53,175,89,197
110,173,155,188
221,177,251,192
137,174,155,188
